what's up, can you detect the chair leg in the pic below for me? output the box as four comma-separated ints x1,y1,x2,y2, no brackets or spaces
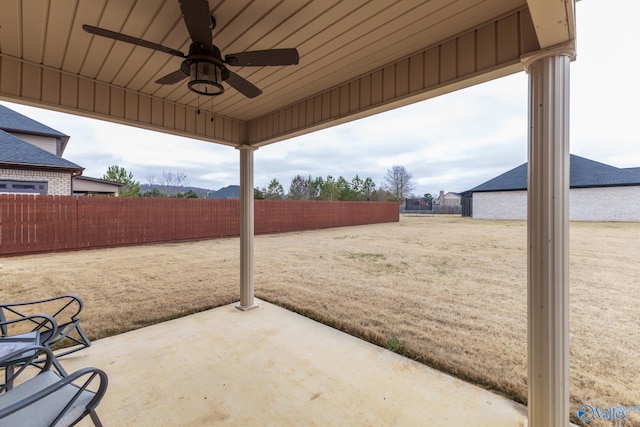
77,325,92,349
51,353,68,376
88,409,103,427
3,365,14,391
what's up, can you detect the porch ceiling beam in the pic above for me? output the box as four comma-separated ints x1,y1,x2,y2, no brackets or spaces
526,0,576,48
0,54,246,147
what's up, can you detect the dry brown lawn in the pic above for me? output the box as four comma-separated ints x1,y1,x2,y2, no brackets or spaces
1,215,639,426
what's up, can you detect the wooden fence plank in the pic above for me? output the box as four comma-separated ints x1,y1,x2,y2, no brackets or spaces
0,195,398,256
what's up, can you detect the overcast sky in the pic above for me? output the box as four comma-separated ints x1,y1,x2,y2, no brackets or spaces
2,0,639,196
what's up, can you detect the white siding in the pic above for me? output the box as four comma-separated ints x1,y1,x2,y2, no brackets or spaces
0,168,72,195
473,186,640,221
72,178,120,195
473,191,527,220
571,187,640,221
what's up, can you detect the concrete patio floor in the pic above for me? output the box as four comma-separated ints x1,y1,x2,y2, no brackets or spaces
62,299,528,426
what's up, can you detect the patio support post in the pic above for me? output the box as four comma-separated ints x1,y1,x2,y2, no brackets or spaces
237,144,259,311
522,43,575,427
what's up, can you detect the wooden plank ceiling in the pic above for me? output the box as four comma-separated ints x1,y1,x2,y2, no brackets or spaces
0,0,575,147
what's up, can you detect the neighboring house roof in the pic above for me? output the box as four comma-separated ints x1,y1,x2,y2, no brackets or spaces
625,167,640,178
468,155,640,193
73,176,124,186
466,163,528,193
0,129,83,172
0,103,70,153
0,104,67,137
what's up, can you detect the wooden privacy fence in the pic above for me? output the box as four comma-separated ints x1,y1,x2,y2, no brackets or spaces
0,195,399,256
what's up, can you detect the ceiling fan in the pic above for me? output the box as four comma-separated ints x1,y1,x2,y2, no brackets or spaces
82,0,299,98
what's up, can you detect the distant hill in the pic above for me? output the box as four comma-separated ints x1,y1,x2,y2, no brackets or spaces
139,184,245,198
140,184,214,198
207,185,240,199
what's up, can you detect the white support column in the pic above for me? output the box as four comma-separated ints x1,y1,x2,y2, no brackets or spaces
522,44,575,427
237,145,259,311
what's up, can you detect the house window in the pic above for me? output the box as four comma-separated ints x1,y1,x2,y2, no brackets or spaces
0,180,48,195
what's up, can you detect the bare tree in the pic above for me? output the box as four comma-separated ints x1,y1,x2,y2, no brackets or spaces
160,171,190,196
145,172,158,186
382,165,416,202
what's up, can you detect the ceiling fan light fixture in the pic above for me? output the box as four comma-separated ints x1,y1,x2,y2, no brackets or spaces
188,60,224,96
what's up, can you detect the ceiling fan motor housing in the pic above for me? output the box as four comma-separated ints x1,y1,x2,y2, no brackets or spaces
183,55,224,96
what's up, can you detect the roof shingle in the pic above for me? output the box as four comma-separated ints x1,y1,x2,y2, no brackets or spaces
0,104,68,137
0,129,82,170
468,155,640,193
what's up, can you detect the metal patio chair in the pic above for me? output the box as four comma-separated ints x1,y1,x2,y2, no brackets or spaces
0,315,58,390
0,295,92,360
0,345,108,427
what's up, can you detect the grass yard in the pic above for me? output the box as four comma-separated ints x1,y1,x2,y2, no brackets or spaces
1,215,639,426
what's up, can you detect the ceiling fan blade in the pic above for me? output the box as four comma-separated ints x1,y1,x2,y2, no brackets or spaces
179,0,213,47
224,70,262,98
155,69,188,85
225,49,299,67
82,25,185,58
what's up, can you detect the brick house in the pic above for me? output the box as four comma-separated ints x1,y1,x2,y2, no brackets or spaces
0,104,121,196
462,155,640,221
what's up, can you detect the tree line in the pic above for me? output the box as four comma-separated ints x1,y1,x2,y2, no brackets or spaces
257,165,416,202
255,175,378,201
103,164,417,202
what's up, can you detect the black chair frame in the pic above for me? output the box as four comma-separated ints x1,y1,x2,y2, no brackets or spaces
0,294,91,358
0,346,107,427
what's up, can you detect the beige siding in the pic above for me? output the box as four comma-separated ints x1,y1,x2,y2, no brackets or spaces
0,55,246,147
0,6,539,148
72,178,120,195
443,193,461,207
9,133,59,155
249,9,539,145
